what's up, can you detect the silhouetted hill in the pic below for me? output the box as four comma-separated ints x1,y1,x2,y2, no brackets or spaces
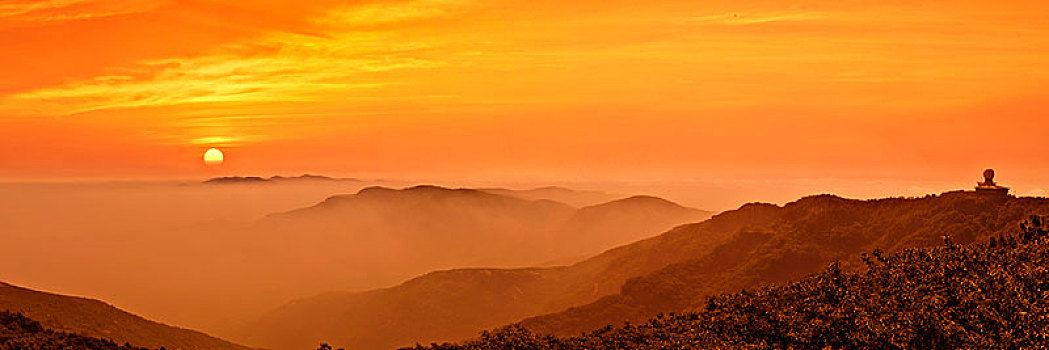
409,215,1049,349
479,187,625,207
519,191,1049,336
0,282,252,350
241,195,737,350
1,311,149,350
560,196,713,256
203,174,357,184
261,185,578,268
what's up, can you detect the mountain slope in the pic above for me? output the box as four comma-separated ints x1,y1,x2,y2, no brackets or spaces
244,268,564,350
412,216,1049,349
520,191,1049,336
0,282,252,350
240,195,730,350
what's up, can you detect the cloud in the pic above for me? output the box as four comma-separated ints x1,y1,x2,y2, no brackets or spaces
0,0,92,17
0,0,160,24
677,12,824,26
830,72,898,83
0,0,473,116
3,29,441,115
5,0,1049,154
314,0,469,28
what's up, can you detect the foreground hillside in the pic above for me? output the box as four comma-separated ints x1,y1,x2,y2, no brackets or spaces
1,311,148,350
0,282,251,350
414,216,1049,349
521,191,1049,335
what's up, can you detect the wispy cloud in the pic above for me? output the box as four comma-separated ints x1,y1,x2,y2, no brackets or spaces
0,0,93,17
5,0,1049,155
4,29,441,115
0,0,160,23
314,0,469,28
1,0,472,117
677,12,825,26
830,72,898,83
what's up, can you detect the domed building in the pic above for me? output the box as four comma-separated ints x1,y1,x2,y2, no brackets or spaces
975,169,1009,195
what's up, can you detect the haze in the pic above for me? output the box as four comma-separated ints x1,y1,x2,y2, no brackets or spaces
3,1,1049,349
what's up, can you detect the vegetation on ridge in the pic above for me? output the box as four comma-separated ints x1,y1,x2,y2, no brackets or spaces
406,215,1049,349
0,311,149,350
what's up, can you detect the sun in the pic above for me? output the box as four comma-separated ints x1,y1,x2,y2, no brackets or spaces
203,148,224,166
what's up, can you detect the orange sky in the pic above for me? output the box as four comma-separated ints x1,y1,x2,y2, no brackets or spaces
2,0,1049,184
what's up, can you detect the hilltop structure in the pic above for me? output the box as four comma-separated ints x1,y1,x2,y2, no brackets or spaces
975,168,1009,195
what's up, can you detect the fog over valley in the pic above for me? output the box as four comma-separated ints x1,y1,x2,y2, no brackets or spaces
0,177,717,339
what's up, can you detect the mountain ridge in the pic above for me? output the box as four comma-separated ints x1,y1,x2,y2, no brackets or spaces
204,174,359,184
0,281,254,350
519,191,1042,335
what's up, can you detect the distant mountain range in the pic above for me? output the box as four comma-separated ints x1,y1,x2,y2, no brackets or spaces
244,185,710,281
242,190,1049,350
0,282,252,350
123,184,711,339
204,174,359,184
239,193,735,350
265,186,710,265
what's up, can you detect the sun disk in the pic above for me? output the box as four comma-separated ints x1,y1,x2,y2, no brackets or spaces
203,148,224,166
